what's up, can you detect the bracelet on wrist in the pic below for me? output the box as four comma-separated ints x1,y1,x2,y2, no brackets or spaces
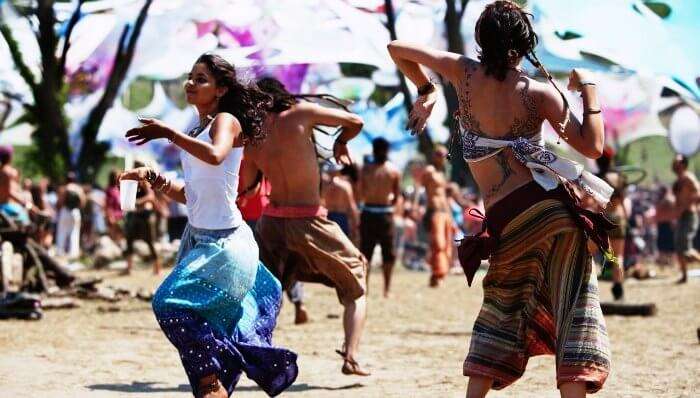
335,137,347,146
583,109,602,116
578,81,596,91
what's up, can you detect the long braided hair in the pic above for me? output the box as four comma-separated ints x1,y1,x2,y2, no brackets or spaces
475,1,570,134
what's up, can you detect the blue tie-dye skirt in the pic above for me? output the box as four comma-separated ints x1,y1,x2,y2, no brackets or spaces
152,223,298,396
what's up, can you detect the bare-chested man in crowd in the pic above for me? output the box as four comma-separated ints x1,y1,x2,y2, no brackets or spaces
358,137,401,297
671,154,700,283
421,145,452,287
323,163,359,240
242,77,370,375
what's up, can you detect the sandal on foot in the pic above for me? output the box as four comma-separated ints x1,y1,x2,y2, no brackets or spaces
341,357,371,376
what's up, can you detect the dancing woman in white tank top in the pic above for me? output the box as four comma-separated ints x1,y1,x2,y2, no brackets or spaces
120,54,297,398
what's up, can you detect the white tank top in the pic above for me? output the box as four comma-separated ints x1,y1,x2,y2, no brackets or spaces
181,123,243,230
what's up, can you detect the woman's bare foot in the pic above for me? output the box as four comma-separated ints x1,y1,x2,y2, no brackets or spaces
198,374,228,398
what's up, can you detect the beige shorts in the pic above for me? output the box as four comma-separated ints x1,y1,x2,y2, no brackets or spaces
256,214,366,304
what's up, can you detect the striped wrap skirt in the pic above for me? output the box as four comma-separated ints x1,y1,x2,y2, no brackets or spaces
463,199,611,393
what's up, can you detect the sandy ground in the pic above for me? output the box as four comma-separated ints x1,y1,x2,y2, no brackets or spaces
1,263,698,398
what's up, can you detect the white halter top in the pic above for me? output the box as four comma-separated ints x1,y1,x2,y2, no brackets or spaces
181,123,243,230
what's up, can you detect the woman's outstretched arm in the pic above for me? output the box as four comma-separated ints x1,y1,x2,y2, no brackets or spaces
126,113,239,166
119,167,187,204
386,40,464,86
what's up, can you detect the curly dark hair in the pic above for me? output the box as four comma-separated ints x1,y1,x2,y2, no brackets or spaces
475,0,539,81
473,1,571,135
195,53,272,145
256,77,298,113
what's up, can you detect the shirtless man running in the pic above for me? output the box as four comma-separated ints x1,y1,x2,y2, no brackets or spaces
422,145,452,287
671,154,700,283
358,138,401,297
242,77,369,375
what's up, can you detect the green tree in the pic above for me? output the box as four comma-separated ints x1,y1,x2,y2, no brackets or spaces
0,0,153,182
384,0,474,187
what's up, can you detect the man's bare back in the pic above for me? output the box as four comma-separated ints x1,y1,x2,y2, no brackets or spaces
360,162,400,206
247,79,370,375
244,102,363,207
245,103,322,207
323,175,355,213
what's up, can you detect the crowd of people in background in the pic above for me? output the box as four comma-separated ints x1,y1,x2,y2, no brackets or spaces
0,142,694,289
0,139,700,294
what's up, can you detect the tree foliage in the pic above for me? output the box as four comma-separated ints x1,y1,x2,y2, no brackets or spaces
0,0,153,182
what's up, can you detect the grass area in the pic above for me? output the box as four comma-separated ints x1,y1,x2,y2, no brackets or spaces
618,135,700,186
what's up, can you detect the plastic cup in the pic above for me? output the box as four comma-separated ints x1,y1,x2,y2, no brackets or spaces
119,180,138,211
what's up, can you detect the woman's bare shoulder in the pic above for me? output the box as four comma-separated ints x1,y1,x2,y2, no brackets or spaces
456,57,480,76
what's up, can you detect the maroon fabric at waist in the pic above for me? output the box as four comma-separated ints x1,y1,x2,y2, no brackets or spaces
485,182,574,238
458,181,617,287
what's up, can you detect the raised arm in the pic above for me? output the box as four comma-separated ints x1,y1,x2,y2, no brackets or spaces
386,40,464,87
126,112,239,166
540,69,604,159
387,41,465,134
300,102,363,165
